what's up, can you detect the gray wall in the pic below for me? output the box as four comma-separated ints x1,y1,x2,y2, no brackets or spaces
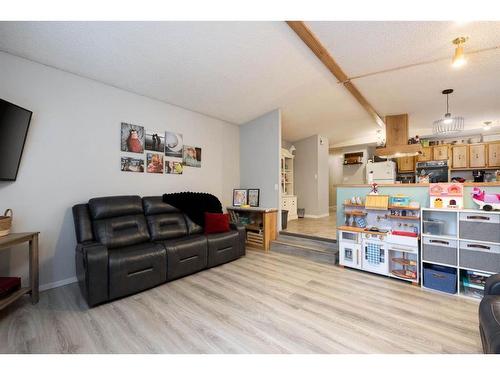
240,110,281,217
294,135,329,217
328,144,376,207
0,52,240,290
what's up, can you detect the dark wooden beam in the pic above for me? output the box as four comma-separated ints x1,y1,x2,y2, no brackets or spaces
286,21,385,128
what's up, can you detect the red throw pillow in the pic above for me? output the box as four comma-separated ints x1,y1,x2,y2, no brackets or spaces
204,212,230,235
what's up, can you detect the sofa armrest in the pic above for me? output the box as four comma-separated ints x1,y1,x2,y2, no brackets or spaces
230,223,246,256
484,274,500,296
76,241,109,307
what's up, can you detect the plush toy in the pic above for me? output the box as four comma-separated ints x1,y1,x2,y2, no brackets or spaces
471,187,500,211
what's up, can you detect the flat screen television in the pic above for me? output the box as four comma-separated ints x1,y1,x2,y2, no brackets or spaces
0,99,33,181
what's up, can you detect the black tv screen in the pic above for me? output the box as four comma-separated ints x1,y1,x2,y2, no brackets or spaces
0,99,32,181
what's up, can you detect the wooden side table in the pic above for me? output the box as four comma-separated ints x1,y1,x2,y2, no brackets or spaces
0,232,39,310
227,207,277,251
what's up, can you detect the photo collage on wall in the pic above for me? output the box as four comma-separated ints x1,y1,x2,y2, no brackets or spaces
120,122,202,175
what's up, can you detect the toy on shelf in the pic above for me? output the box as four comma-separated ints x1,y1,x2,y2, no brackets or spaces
369,183,379,195
471,187,500,211
429,183,464,209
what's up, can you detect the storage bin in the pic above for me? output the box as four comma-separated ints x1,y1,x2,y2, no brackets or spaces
459,213,500,243
423,264,457,294
423,219,445,236
459,241,500,274
422,237,457,266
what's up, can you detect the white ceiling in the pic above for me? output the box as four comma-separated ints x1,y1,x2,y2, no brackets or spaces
307,21,500,139
0,21,374,146
0,21,499,147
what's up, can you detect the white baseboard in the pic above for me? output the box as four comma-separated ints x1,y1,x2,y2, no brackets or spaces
40,276,78,292
304,213,330,219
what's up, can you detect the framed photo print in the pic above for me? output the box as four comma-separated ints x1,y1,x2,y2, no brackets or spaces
182,145,202,168
121,122,145,154
165,160,183,174
165,131,183,158
145,130,165,152
121,156,144,173
232,189,248,207
146,153,164,174
247,189,260,207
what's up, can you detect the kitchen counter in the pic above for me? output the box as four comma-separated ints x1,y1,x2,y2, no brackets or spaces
334,182,500,187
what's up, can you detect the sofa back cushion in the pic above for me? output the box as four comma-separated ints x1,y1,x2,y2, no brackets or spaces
143,197,188,240
93,215,150,248
89,195,143,220
72,204,94,243
88,196,150,248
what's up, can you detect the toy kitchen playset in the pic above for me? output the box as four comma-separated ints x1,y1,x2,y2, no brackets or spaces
338,182,500,300
338,191,421,284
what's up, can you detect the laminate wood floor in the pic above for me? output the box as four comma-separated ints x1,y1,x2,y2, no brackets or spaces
283,213,337,240
0,250,481,353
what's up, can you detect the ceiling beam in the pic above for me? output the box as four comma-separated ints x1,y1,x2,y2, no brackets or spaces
286,21,385,128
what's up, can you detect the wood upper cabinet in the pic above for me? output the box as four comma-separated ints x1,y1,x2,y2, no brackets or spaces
433,145,449,161
488,142,500,167
469,144,487,168
417,147,432,162
397,156,415,172
451,145,468,169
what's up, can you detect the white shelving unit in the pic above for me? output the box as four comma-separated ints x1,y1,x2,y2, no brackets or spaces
281,148,297,221
420,207,500,299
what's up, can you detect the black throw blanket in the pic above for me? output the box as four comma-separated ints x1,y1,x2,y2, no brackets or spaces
162,192,223,227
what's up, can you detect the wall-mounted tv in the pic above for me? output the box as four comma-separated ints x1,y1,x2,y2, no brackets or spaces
0,99,33,181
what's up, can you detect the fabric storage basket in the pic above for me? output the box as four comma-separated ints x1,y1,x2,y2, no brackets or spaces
459,212,500,244
459,241,500,274
423,264,457,294
0,209,13,237
422,237,457,266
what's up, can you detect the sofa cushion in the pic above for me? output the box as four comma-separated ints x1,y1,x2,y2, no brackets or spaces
161,235,208,281
143,196,180,215
89,195,143,220
207,230,241,268
479,295,500,354
146,213,188,241
108,242,166,299
93,214,150,248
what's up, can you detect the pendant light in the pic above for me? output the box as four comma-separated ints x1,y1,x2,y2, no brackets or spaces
483,121,492,131
452,37,468,68
433,89,464,135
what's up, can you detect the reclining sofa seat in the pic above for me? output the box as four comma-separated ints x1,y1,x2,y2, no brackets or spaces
72,195,246,307
479,274,500,354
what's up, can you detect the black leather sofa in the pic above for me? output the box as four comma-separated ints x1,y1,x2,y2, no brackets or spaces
479,273,500,353
72,195,246,307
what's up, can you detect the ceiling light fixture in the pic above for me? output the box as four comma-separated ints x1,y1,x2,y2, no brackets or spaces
452,37,468,68
483,121,492,131
433,89,465,135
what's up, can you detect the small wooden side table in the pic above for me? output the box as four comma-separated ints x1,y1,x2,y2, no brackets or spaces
0,232,39,310
227,207,277,251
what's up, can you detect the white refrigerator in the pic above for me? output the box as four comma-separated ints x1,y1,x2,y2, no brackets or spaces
365,161,396,184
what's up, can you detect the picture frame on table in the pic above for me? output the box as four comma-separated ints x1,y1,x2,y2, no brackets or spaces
247,189,260,207
232,189,248,207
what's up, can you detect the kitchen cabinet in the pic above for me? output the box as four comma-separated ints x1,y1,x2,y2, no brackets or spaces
281,196,298,221
397,156,415,173
417,147,432,162
433,145,449,161
488,142,500,167
469,144,487,168
451,145,468,169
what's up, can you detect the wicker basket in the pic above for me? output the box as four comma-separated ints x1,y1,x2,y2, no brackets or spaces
0,209,12,237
